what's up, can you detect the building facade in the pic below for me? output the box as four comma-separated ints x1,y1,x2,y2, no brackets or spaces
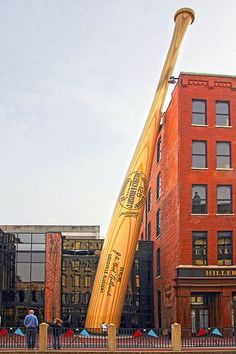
0,225,153,328
139,72,236,332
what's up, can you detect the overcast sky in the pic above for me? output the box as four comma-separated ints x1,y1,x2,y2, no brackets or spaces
0,0,235,236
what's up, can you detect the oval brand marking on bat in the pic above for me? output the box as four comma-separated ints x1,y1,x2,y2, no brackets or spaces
119,171,147,210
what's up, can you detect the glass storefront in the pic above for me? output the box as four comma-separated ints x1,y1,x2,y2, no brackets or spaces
0,231,45,326
0,229,154,328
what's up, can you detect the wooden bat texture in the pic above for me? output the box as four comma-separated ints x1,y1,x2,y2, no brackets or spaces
85,8,195,330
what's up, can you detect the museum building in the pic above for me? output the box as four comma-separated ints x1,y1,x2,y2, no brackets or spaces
0,225,153,328
139,72,236,332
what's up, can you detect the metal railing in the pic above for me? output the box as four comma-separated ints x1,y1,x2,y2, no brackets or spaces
47,327,108,349
2,325,236,350
0,327,39,349
117,327,171,349
182,327,236,347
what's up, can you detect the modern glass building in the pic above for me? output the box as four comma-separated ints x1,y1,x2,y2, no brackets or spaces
0,226,153,328
0,228,46,326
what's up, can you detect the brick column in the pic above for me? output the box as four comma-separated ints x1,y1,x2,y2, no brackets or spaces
45,233,62,322
219,289,232,328
176,288,191,328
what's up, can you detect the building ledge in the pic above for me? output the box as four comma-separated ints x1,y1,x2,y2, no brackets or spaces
191,124,208,127
216,213,234,216
191,167,208,170
216,168,233,171
191,214,209,216
215,125,232,128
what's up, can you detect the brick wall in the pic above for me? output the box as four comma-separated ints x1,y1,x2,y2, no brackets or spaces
140,72,236,328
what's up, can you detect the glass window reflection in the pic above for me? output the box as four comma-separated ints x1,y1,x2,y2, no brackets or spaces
216,142,231,168
217,185,232,214
192,185,207,214
31,263,45,282
32,244,45,251
32,234,45,244
192,99,207,125
216,101,230,126
17,252,31,262
17,244,31,251
192,141,207,168
31,252,45,262
16,263,31,283
17,233,32,244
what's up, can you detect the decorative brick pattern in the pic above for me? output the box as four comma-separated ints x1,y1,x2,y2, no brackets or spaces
45,232,62,322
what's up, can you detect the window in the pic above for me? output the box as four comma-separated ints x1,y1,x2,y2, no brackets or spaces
156,249,161,276
147,222,151,241
192,231,207,265
217,185,232,214
74,275,80,287
192,185,207,214
216,142,231,168
84,276,91,288
157,174,161,199
31,263,45,282
32,234,45,243
17,233,32,244
16,252,31,262
135,274,140,288
157,137,162,163
216,101,230,126
192,141,207,168
147,189,152,212
62,275,66,287
192,99,207,125
16,263,31,282
134,259,139,271
156,210,161,237
31,252,45,262
191,296,204,305
17,233,31,251
218,231,232,265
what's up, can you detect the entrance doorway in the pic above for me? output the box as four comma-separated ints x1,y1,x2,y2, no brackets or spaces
191,308,208,333
191,293,219,333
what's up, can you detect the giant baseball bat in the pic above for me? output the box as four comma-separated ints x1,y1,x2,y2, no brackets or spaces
85,8,195,329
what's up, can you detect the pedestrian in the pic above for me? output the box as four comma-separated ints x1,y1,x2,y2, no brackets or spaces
101,322,108,336
51,318,63,350
23,309,38,349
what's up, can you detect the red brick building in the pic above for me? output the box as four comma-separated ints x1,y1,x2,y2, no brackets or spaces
140,72,236,332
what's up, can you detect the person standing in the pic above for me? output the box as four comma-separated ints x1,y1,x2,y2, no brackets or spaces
51,318,63,350
101,322,108,336
23,309,38,349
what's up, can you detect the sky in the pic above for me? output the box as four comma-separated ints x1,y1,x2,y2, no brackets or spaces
0,0,236,236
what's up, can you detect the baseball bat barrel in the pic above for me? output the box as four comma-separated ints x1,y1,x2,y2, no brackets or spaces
85,8,195,329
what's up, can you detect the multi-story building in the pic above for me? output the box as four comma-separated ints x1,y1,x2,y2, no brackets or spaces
0,225,153,328
140,72,236,332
